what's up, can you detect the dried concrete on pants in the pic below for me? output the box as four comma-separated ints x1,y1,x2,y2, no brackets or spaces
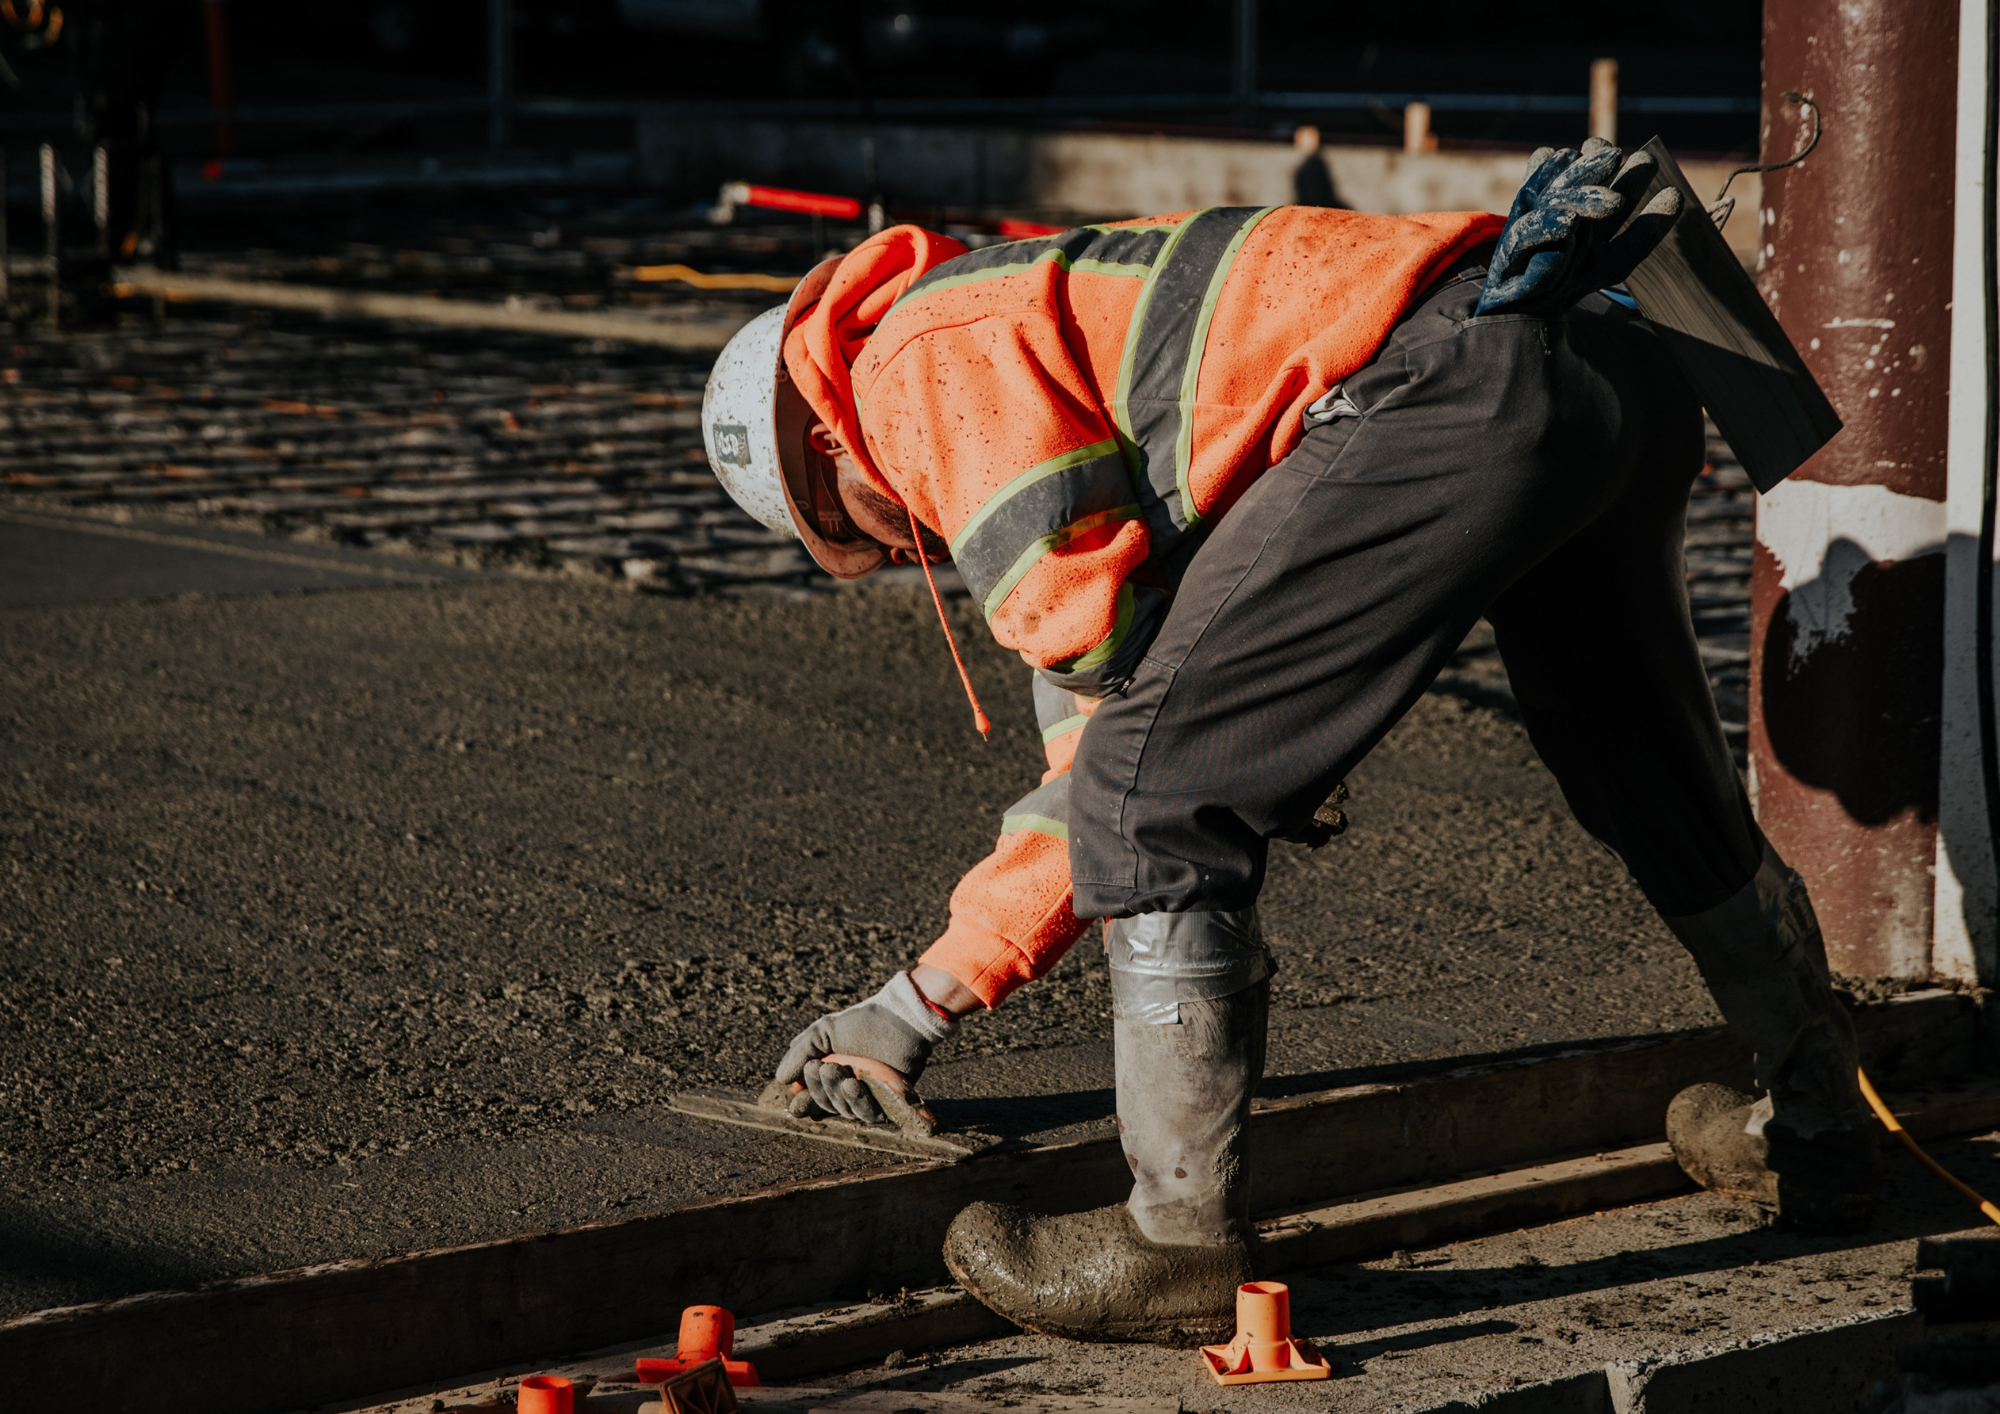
1,576,1739,1317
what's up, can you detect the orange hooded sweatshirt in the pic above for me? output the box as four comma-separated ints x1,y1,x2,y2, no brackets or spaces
784,205,1503,1007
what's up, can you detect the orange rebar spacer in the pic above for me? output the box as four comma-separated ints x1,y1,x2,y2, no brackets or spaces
1198,1281,1332,1385
516,1375,575,1414
636,1305,762,1387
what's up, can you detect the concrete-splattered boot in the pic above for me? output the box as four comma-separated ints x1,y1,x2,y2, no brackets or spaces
1663,843,1881,1234
944,910,1270,1344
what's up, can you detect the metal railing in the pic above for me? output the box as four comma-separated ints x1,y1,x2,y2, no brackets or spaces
0,89,1760,135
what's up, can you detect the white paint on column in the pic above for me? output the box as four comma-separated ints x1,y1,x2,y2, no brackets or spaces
1934,0,2000,985
1754,478,1945,664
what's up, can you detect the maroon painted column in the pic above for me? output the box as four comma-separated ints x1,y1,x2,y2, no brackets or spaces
1751,0,1959,976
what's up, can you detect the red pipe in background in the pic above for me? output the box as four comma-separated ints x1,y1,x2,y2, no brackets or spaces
736,184,863,220
203,0,235,156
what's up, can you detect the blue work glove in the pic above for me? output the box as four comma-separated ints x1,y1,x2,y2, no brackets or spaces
1475,138,1683,317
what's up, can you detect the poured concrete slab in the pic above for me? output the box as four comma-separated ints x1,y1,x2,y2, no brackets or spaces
2,576,1736,1319
0,506,482,608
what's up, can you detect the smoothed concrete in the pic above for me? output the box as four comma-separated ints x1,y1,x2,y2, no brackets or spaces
1,575,1727,1316
0,507,481,609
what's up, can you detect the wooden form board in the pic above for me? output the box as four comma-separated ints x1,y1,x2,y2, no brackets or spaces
0,990,1976,1414
109,270,752,352
314,1076,2000,1414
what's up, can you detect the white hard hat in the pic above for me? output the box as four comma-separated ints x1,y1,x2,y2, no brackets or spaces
702,256,886,580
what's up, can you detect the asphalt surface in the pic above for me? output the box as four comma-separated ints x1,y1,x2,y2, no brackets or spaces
0,521,1742,1319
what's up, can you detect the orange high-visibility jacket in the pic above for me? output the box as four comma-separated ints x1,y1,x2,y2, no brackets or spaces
784,205,1504,1007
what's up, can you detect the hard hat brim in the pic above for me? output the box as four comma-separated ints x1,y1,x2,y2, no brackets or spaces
774,256,888,580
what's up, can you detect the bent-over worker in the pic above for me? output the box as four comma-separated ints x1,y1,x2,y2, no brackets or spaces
700,140,1876,1344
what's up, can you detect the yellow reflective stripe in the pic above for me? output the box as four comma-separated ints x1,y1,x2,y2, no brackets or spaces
1110,210,1203,473
1173,206,1278,527
1001,813,1070,841
1070,258,1153,277
891,247,1151,317
979,504,1139,620
1065,582,1136,673
1039,712,1088,744
950,438,1121,560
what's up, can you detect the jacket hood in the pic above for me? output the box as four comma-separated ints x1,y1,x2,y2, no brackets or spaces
781,224,970,500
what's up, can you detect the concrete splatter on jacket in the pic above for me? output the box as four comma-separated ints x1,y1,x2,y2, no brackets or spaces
784,205,1504,1006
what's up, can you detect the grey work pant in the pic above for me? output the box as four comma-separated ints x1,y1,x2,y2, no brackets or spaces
1069,272,1762,921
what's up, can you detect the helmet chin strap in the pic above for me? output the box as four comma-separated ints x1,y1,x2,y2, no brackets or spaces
906,503,991,739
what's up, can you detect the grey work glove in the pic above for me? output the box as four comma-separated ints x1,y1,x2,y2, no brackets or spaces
1475,138,1683,318
774,972,957,1124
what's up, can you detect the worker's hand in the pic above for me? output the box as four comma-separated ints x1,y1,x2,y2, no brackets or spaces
1475,138,1683,318
774,972,958,1124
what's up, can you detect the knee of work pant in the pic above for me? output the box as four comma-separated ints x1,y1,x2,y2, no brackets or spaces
1106,908,1276,1025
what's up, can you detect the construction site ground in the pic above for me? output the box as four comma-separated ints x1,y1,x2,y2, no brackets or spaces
345,1139,2000,1414
4,200,1929,1410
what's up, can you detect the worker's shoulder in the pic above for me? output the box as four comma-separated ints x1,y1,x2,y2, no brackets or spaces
879,219,1188,323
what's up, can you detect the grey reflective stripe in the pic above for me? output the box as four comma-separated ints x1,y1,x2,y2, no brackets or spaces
892,225,1172,316
1106,908,1275,1024
1000,774,1069,842
1110,206,1279,556
950,439,1137,618
1031,673,1080,734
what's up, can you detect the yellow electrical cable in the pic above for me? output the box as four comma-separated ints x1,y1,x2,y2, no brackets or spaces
621,264,801,293
1858,1066,2000,1226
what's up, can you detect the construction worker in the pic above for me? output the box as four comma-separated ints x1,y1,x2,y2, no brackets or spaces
701,140,1879,1344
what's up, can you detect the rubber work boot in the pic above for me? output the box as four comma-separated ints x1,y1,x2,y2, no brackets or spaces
1662,843,1881,1233
945,911,1270,1344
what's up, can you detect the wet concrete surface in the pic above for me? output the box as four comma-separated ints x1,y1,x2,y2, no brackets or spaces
0,566,1736,1318
0,506,485,608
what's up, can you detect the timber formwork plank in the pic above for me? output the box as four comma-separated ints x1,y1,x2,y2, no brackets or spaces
0,991,1977,1414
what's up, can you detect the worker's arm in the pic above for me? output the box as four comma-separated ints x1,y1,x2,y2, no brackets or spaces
917,680,1100,1009
856,308,1156,697
775,680,1097,1111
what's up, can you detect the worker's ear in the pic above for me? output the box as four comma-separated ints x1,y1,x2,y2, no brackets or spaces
806,421,844,457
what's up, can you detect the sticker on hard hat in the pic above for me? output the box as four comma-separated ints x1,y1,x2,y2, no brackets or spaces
712,424,752,466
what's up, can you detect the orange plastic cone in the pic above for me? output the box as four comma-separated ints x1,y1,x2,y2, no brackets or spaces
517,1375,575,1414
678,1306,733,1362
635,1305,762,1387
1198,1281,1332,1385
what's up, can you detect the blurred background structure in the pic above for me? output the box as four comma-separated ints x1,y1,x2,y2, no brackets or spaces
0,0,1993,992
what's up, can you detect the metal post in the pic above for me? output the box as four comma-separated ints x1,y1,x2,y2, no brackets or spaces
1751,0,1960,978
1934,0,2000,981
1403,102,1434,155
203,0,236,156
39,142,57,327
0,149,10,311
92,144,109,256
489,0,514,151
1589,58,1618,144
1232,0,1258,130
